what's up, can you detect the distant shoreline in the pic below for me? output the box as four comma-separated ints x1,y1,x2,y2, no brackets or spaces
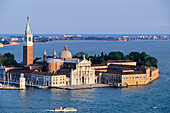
2,42,19,47
33,39,170,43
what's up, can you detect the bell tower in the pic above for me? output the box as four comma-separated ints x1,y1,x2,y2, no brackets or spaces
23,17,33,65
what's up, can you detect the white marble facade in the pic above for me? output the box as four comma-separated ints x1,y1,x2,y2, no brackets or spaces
70,57,95,85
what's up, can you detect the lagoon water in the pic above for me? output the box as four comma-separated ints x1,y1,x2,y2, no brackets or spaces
0,41,170,113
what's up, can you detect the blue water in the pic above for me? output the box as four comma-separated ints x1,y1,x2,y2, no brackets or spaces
0,41,170,113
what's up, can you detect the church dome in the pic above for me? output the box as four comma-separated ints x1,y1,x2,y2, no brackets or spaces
59,45,72,60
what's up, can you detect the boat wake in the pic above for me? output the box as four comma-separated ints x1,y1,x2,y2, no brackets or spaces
45,109,55,112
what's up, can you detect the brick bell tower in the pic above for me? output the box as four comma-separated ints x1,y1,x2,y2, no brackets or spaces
23,17,33,65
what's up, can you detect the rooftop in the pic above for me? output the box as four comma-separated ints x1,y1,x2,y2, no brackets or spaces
64,58,80,64
91,64,107,66
150,67,158,71
102,60,135,63
9,69,65,76
104,71,144,75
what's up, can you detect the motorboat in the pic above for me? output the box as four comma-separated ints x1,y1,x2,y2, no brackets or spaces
55,106,77,112
113,83,128,88
149,106,157,109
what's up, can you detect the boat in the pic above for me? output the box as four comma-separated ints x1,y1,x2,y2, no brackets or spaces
113,83,128,88
55,106,77,112
149,106,157,109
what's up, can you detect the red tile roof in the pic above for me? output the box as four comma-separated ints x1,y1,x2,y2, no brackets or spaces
104,71,144,75
9,69,65,76
102,60,135,63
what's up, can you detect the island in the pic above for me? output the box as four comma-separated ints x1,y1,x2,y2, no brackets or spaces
0,17,159,90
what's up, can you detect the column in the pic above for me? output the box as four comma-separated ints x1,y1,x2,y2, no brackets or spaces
99,73,102,83
77,66,79,85
70,69,73,85
85,66,87,84
80,66,82,84
88,66,90,84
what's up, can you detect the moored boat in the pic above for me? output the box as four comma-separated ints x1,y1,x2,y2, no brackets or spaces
113,83,128,88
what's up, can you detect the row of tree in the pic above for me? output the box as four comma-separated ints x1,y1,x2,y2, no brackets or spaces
0,51,158,68
74,51,158,67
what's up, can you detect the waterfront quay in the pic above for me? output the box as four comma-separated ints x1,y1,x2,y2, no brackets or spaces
0,80,111,90
55,84,112,90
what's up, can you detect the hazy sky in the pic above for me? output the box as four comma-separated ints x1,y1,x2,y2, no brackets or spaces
0,0,170,34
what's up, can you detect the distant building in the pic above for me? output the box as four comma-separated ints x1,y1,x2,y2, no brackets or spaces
63,34,74,38
76,35,81,37
10,37,18,42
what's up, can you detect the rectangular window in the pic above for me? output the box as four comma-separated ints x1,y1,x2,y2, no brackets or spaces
29,37,31,41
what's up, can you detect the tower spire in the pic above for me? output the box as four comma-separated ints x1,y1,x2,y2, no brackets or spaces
64,44,67,50
43,50,47,61
53,50,56,58
25,17,31,34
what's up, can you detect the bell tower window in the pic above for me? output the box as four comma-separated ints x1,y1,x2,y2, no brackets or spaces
29,37,31,41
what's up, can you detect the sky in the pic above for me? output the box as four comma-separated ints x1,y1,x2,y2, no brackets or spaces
0,0,170,34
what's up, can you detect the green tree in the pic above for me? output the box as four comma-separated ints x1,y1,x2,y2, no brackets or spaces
3,53,17,66
129,52,140,61
108,51,124,60
123,55,129,60
2,39,10,45
0,53,3,65
33,57,42,64
47,55,53,58
146,57,158,67
75,52,88,59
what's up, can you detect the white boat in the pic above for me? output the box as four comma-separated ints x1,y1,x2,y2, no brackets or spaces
55,107,77,112
149,106,157,109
